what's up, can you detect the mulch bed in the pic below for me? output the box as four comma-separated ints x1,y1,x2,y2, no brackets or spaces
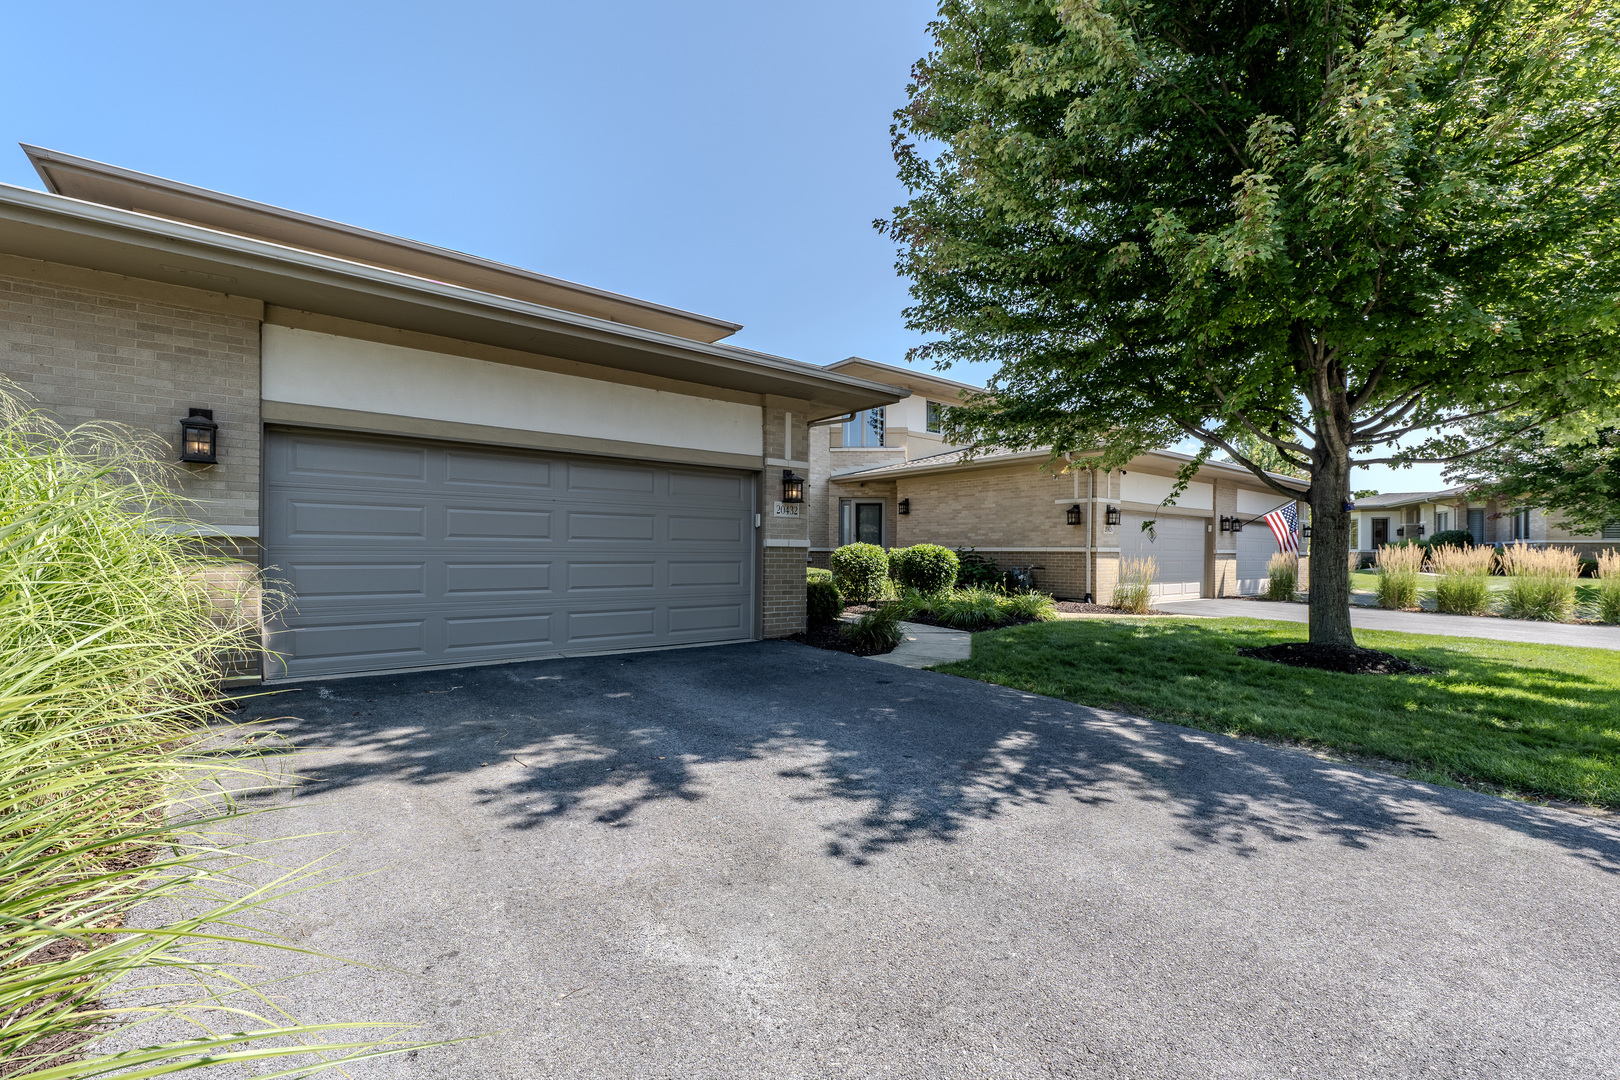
1238,642,1436,675
1052,601,1171,616
787,622,897,657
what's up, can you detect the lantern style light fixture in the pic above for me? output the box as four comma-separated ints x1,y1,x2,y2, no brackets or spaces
1302,525,1313,539
1219,516,1231,532
1065,503,1083,526
1230,516,1245,533
898,498,910,515
178,408,219,464
1104,505,1121,527
780,469,805,503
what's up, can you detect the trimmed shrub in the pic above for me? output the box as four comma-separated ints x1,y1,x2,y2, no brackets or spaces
1375,543,1423,610
1265,553,1298,601
1427,528,1474,550
842,603,905,652
807,566,833,584
955,546,1002,588
1498,542,1579,621
807,578,843,625
891,543,959,595
831,543,890,603
1596,549,1620,625
1112,557,1157,614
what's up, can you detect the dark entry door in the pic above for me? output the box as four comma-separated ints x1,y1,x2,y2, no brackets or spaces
1468,508,1485,545
1372,518,1390,547
854,502,883,545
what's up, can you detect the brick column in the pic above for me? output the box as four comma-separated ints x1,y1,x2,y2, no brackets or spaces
761,400,812,637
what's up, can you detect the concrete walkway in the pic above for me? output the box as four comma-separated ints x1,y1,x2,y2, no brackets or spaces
1162,597,1620,650
867,620,972,668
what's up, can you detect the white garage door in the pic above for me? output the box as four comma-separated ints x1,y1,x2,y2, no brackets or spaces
262,429,757,679
1235,526,1283,595
1120,514,1207,601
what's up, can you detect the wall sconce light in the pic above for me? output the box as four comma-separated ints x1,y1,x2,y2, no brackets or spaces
1104,505,1121,527
780,469,805,503
898,498,910,516
1230,517,1244,533
1416,523,1426,536
178,408,219,464
1219,516,1231,533
1065,503,1083,526
1302,525,1312,539
1396,526,1406,538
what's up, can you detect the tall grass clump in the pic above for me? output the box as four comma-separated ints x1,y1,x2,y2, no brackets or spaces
1374,543,1423,610
1498,542,1579,622
1112,558,1157,614
0,392,426,1077
841,602,905,652
1596,550,1620,625
1265,553,1298,601
1429,543,1495,616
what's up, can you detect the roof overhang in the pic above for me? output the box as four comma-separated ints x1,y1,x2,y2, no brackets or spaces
0,182,905,419
835,446,1310,492
23,144,742,344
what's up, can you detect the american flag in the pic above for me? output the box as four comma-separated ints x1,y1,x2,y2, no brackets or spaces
1263,503,1300,553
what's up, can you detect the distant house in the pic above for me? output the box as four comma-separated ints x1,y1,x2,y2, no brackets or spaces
1348,487,1618,555
806,358,1307,602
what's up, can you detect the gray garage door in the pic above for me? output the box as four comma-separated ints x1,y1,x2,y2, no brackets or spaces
1120,513,1207,601
1236,526,1283,595
263,429,756,679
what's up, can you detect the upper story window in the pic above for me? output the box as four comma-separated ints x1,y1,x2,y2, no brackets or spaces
926,401,943,434
843,408,885,448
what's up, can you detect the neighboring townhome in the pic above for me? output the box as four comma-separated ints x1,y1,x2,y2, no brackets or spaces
0,146,904,679
807,358,1308,602
1349,487,1618,557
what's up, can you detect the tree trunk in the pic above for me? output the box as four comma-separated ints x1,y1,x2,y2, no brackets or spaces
1307,448,1357,648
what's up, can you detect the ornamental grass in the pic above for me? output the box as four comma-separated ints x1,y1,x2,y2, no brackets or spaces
1498,542,1579,622
0,390,427,1077
1428,543,1495,616
1595,549,1620,625
1265,553,1298,601
1112,558,1158,615
1374,543,1424,610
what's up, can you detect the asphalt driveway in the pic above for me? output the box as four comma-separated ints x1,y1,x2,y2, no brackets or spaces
228,641,1620,1078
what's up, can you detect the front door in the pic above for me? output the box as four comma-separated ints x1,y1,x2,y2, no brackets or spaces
854,502,883,545
1468,508,1485,545
1372,517,1390,547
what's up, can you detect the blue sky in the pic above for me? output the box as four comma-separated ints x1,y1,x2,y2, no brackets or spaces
0,0,1441,492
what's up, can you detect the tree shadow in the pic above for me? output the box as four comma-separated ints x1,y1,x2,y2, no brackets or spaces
233,640,1620,876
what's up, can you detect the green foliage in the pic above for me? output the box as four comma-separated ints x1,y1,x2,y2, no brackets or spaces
999,591,1059,622
895,586,1058,629
1376,573,1420,610
1353,490,1381,501
830,543,890,604
806,578,844,625
937,618,1620,807
884,0,1620,646
1265,554,1298,601
890,543,960,595
1446,417,1620,534
1112,558,1157,614
1435,575,1492,615
0,394,429,1076
1500,578,1577,622
954,547,1002,589
807,566,833,584
1427,529,1475,550
1227,432,1308,479
842,603,905,652
1596,580,1620,625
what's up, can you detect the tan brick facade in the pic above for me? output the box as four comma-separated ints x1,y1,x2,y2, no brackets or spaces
762,548,809,637
0,268,262,531
761,401,813,637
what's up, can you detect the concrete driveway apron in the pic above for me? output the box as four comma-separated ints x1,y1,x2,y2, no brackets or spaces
227,641,1620,1079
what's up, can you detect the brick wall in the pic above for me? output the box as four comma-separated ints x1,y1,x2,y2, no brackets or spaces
762,402,812,637
0,269,262,530
762,548,808,637
894,462,1078,548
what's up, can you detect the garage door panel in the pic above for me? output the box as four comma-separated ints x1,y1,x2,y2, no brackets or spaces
443,507,552,541
567,461,656,494
443,613,554,652
283,500,428,540
443,562,553,597
1236,530,1280,594
265,429,754,678
287,437,427,482
444,451,553,490
283,562,428,601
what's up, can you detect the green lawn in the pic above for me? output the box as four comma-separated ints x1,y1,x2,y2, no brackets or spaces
935,617,1620,807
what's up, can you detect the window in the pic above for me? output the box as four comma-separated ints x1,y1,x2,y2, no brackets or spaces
926,401,943,434
839,500,885,546
842,408,885,448
1605,522,1620,541
1510,508,1531,541
1436,511,1450,532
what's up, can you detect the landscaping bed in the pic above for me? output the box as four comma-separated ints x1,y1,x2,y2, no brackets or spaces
935,615,1620,808
789,620,900,656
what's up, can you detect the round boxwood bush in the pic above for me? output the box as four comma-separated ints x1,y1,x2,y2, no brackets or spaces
891,543,959,595
831,543,890,603
806,566,833,584
1427,529,1474,550
806,577,844,624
